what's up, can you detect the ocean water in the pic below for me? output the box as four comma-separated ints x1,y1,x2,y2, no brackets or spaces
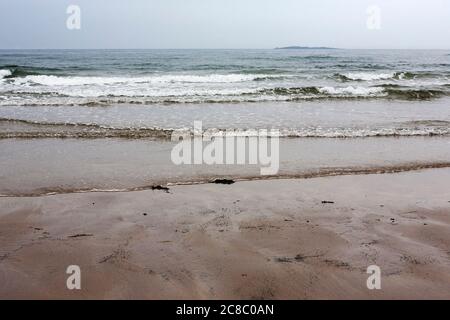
1,49,450,195
1,49,450,138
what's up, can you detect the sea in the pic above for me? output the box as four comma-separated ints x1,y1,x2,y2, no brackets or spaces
1,49,450,195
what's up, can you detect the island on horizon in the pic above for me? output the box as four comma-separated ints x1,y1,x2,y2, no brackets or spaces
275,46,337,50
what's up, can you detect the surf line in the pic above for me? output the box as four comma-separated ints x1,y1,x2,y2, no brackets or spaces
170,121,280,176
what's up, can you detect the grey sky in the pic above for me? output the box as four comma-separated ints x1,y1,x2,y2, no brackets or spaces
0,0,449,49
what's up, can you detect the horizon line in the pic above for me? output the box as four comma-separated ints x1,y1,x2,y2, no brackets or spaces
1,47,450,51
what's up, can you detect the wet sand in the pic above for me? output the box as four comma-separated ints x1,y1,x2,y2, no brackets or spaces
2,136,450,196
1,168,450,299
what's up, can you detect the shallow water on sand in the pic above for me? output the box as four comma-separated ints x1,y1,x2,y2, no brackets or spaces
1,136,450,196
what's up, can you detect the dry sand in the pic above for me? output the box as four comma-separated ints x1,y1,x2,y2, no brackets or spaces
1,168,450,299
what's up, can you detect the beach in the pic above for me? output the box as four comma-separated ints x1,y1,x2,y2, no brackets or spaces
1,168,450,299
1,49,450,299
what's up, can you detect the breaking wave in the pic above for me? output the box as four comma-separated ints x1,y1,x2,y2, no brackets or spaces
1,61,449,106
4,73,283,86
1,117,450,139
0,69,12,79
2,81,448,106
336,71,420,82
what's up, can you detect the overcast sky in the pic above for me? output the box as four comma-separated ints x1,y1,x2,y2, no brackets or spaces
0,0,449,49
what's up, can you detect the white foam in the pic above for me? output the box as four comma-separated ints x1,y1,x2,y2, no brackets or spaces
14,73,275,86
344,72,396,81
319,86,385,96
278,127,450,138
0,84,389,106
0,69,12,80
0,85,258,98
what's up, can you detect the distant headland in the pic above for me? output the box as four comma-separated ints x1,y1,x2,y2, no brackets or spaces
275,46,337,50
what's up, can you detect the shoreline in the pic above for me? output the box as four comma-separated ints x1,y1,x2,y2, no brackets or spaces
2,135,450,197
1,167,449,299
1,161,450,198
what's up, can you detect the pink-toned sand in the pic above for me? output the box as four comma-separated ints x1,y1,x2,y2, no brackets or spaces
1,169,450,299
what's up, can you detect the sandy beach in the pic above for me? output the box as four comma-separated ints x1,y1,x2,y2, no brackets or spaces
1,1,450,305
1,168,449,299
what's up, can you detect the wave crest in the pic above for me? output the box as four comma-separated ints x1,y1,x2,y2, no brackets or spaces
1,85,447,106
336,71,420,81
2,117,450,139
0,69,12,79
8,73,283,86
